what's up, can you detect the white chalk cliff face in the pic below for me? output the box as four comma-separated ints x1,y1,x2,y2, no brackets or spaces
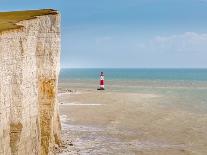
0,11,61,155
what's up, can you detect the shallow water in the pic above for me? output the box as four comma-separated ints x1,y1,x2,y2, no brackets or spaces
59,78,207,113
59,89,207,155
61,122,188,155
58,69,207,154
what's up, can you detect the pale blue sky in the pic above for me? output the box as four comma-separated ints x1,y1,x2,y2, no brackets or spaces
1,0,207,68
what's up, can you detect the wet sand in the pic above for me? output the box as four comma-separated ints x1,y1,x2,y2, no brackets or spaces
58,89,207,155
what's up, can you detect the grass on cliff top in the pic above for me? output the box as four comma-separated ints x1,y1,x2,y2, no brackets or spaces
0,9,57,32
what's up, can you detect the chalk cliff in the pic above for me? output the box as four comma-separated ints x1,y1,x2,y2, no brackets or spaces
0,9,61,155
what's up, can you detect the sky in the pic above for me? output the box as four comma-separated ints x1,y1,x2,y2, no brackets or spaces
1,0,207,68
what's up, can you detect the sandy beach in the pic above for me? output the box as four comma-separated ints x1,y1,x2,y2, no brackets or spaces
57,87,207,155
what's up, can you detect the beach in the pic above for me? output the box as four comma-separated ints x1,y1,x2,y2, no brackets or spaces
58,88,207,154
57,69,207,155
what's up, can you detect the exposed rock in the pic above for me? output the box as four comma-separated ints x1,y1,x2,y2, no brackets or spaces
0,9,61,155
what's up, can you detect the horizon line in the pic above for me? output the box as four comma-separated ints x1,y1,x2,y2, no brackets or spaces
60,67,207,69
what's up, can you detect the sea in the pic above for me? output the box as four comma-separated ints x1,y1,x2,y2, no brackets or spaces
59,68,207,113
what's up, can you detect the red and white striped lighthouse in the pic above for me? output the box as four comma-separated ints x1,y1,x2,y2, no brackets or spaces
99,72,105,90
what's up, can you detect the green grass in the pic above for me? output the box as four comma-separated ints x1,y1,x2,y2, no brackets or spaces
0,9,57,32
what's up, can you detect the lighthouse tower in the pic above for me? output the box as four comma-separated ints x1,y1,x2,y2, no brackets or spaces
98,72,105,90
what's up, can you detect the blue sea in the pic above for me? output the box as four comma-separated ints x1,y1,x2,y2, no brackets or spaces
59,68,207,113
60,68,207,81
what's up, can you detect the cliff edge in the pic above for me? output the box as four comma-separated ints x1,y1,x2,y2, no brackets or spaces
0,9,61,155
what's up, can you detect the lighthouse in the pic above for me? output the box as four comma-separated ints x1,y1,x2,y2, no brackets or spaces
98,72,105,90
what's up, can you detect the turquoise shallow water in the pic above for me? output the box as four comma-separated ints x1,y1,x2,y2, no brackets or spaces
59,68,207,113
